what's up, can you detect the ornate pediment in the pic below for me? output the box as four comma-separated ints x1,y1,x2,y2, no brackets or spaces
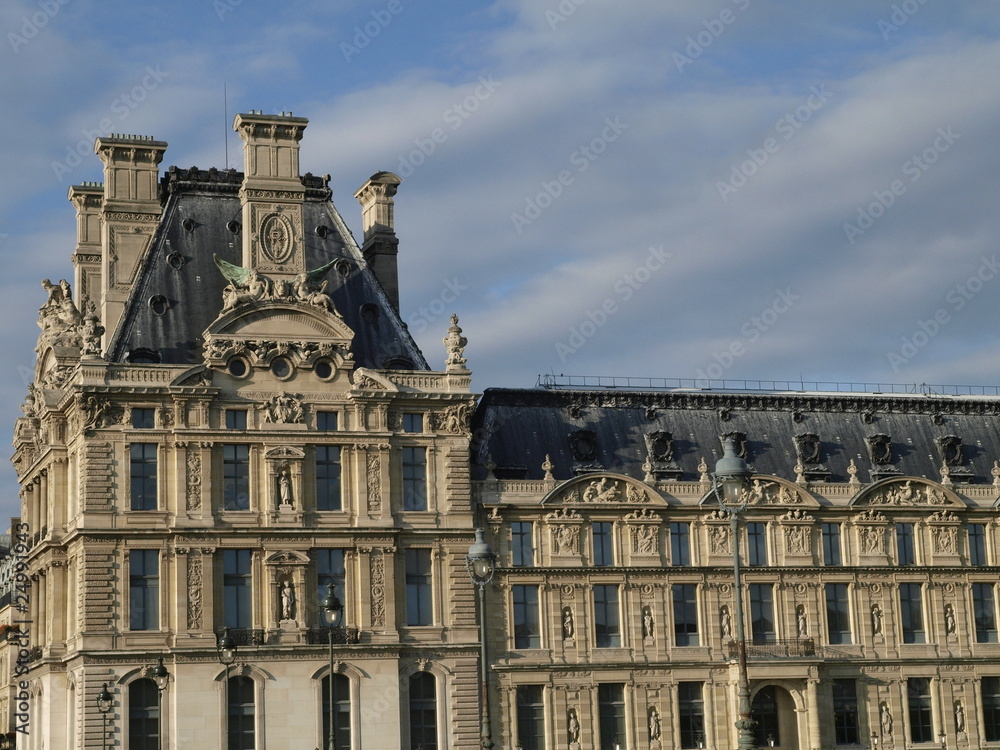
264,446,305,460
541,473,664,505
698,475,817,507
850,477,964,508
263,550,310,566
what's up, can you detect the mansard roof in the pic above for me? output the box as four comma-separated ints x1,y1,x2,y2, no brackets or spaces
106,166,427,371
471,386,1000,486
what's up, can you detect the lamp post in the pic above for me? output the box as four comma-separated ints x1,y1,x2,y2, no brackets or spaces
217,627,237,750
713,437,755,750
322,587,344,750
151,657,170,750
870,731,878,750
466,528,497,749
97,682,113,750
939,731,946,750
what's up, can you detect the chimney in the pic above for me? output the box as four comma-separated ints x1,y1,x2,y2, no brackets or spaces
232,111,308,281
94,134,167,346
67,182,104,311
354,171,402,311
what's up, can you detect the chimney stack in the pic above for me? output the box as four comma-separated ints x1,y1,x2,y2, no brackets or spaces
354,171,402,311
67,182,104,311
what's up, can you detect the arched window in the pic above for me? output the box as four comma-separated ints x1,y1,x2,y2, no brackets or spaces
409,672,438,749
129,679,159,750
228,676,255,750
751,686,780,746
321,674,351,750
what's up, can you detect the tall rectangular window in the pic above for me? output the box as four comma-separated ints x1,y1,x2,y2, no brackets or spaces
896,523,915,566
974,582,998,643
907,678,933,743
594,585,620,647
129,550,159,630
132,407,155,429
513,585,541,649
130,444,158,511
970,523,988,566
597,684,626,750
223,444,250,510
408,673,437,750
316,445,342,511
516,685,545,750
511,522,534,567
406,549,433,626
750,583,775,643
822,523,842,566
826,583,852,645
899,583,925,644
316,411,338,431
983,676,1000,742
322,674,351,750
228,675,255,750
315,549,346,627
223,550,252,628
671,522,690,566
402,413,423,433
832,679,859,745
226,409,247,430
402,447,428,511
677,682,705,749
673,584,699,646
593,522,613,566
747,523,768,566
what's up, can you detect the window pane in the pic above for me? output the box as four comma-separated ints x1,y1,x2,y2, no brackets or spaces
673,584,699,646
228,676,255,750
833,679,859,745
594,585,620,647
517,685,545,750
403,447,427,511
128,679,159,750
822,523,841,566
132,408,155,429
984,676,1000,742
974,583,998,643
899,583,925,644
406,549,432,625
897,523,915,566
747,523,767,566
226,410,247,430
593,523,613,566
223,445,250,510
317,411,338,431
409,672,437,750
130,443,157,511
223,550,252,628
316,446,342,511
907,678,932,743
752,686,780,746
678,682,705,749
403,414,423,433
513,585,541,649
129,550,159,630
512,522,534,567
597,684,626,750
970,524,987,566
826,583,851,645
671,522,690,566
321,674,351,750
750,584,775,643
316,549,346,627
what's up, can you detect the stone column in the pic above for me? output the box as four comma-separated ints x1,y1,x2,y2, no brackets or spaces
806,677,821,750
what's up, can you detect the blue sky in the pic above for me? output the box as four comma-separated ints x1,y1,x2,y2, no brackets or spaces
2,0,1000,517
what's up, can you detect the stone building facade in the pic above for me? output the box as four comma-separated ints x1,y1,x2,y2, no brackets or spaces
473,386,1000,750
11,113,481,749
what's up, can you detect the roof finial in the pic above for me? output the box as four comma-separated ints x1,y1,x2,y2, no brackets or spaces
444,314,468,372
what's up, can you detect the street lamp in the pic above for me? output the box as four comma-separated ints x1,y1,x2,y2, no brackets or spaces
217,627,237,750
712,436,755,750
97,682,113,750
767,734,776,748
466,528,497,749
870,732,878,750
939,731,946,750
322,587,344,750
151,657,170,750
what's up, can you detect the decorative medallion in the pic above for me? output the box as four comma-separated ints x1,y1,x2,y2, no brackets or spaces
259,213,294,264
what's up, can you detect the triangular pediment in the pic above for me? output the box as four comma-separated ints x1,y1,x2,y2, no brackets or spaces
542,473,665,505
850,476,965,508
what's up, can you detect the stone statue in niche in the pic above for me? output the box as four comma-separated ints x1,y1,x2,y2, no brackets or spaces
280,580,295,620
871,604,883,635
643,606,654,640
880,702,892,736
563,607,575,640
955,700,965,732
945,603,956,634
567,708,580,744
649,706,661,741
277,467,293,507
796,605,807,637
721,606,732,639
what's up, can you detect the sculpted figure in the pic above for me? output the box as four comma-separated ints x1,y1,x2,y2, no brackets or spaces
721,606,732,639
796,605,807,637
649,706,661,740
563,608,574,639
880,703,892,736
568,709,580,743
281,580,295,620
945,603,956,634
278,468,292,506
871,604,883,635
643,607,654,639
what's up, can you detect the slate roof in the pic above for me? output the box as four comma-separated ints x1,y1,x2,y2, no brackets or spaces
106,167,428,370
471,386,1000,488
